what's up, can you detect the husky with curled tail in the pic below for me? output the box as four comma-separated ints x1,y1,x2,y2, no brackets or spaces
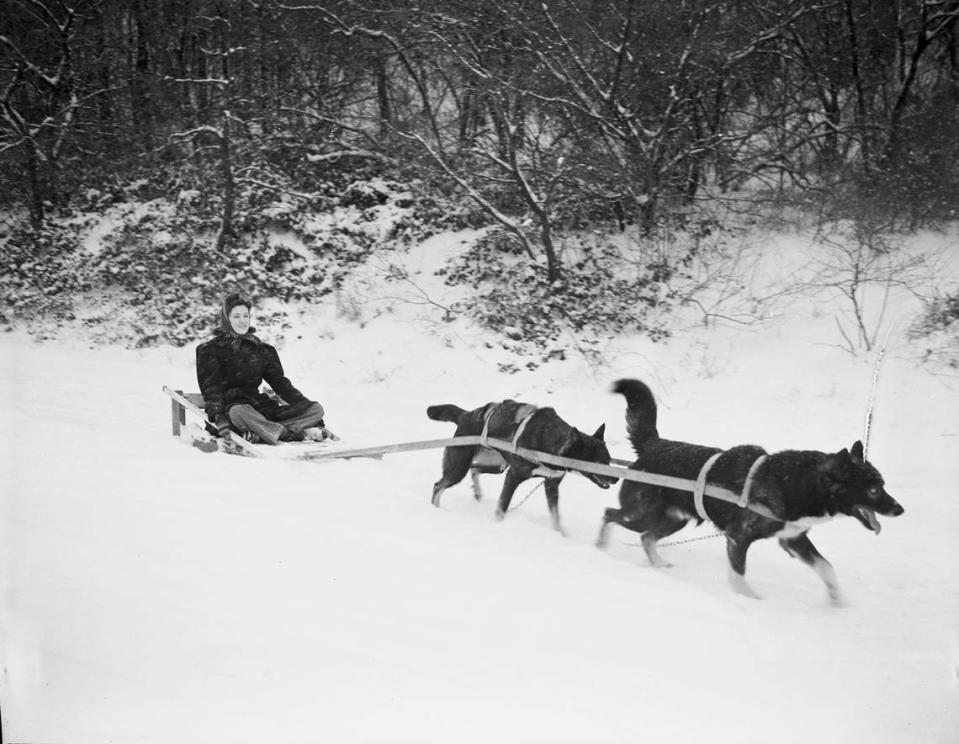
428,399,617,533
597,379,904,602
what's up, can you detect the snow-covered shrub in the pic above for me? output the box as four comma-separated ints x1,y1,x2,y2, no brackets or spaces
0,167,447,347
0,223,91,327
910,293,959,370
341,179,391,209
439,231,681,362
386,194,489,244
85,211,375,345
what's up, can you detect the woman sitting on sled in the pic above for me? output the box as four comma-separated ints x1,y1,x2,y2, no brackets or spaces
196,293,329,444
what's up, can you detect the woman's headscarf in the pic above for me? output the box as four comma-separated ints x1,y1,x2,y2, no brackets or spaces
218,293,260,350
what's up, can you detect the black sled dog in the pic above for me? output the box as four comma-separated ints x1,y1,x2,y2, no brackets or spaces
597,379,904,602
428,400,617,533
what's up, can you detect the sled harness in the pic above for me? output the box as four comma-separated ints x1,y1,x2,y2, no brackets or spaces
479,402,566,479
693,452,769,521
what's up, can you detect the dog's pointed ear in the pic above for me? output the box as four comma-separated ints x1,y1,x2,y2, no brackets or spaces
821,452,847,482
850,440,864,463
592,423,606,441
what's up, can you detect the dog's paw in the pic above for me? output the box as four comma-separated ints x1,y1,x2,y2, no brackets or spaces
728,571,763,599
641,538,673,568
828,590,847,608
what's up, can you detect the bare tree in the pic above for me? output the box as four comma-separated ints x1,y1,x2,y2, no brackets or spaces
0,0,86,225
167,5,250,248
811,221,928,353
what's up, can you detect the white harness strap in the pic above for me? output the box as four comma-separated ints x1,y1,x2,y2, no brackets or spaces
694,452,723,520
739,454,768,507
511,407,565,477
479,404,498,447
509,406,537,451
695,451,769,519
479,403,563,478
480,402,537,451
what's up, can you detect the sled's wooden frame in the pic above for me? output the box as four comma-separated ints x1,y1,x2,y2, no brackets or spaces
163,385,781,517
166,386,261,456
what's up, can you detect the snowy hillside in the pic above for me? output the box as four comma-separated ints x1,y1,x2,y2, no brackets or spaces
1,226,958,743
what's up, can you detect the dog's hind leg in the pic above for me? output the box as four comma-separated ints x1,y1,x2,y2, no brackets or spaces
596,506,647,549
597,492,673,557
780,534,843,605
431,446,477,507
469,448,506,501
640,532,677,568
638,506,687,568
726,536,762,599
431,479,452,507
494,468,530,521
595,508,620,548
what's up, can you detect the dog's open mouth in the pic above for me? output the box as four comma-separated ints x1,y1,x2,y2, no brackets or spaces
852,505,881,533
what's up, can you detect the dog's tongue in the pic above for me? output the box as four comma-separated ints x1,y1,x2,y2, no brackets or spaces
852,506,881,533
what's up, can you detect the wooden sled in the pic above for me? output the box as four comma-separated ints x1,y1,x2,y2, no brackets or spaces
163,386,377,460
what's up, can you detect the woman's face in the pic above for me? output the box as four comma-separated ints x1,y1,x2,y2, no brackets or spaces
228,305,250,334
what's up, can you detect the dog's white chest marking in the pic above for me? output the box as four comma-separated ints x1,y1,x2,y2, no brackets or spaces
774,515,834,539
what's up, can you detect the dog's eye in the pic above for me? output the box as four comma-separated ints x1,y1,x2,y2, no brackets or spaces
868,485,881,497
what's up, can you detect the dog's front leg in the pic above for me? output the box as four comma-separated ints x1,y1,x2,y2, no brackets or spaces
543,477,566,535
494,468,529,521
726,536,762,599
779,533,843,605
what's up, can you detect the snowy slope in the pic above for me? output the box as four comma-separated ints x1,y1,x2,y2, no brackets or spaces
1,228,957,743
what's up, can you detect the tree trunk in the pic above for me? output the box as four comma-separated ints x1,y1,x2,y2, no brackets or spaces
639,195,658,234
24,138,45,228
96,7,113,124
130,0,153,149
374,53,392,138
218,113,236,249
539,218,561,285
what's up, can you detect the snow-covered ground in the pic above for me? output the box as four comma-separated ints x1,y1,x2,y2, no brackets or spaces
1,228,957,743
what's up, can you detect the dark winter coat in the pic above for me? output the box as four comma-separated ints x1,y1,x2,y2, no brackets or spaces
195,329,313,420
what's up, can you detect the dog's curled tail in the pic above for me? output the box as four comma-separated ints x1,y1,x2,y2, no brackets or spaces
611,379,659,453
427,404,468,423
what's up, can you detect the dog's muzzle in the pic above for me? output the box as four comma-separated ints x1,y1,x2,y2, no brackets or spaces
852,492,904,534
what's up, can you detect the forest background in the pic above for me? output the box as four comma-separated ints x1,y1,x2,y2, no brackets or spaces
1,0,958,361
